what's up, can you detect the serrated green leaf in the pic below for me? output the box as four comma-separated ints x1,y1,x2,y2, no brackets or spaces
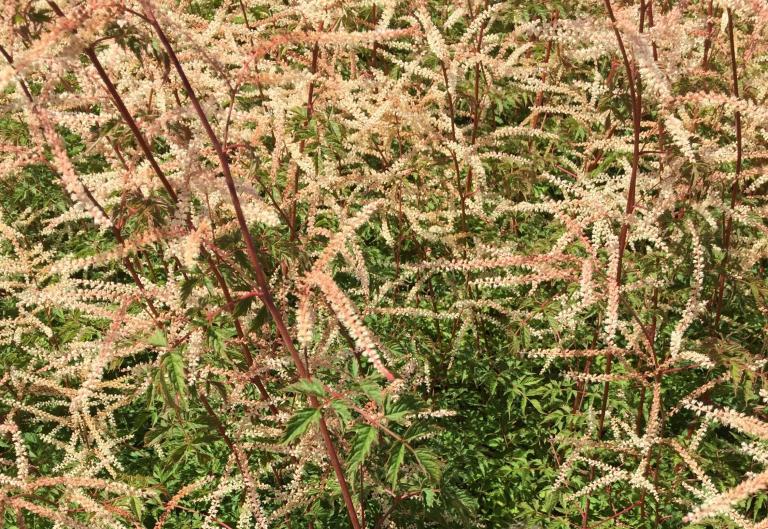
128,496,143,521
387,442,405,488
233,296,252,318
347,424,377,470
284,379,326,398
424,488,436,507
385,398,415,424
415,447,442,482
168,352,187,407
330,400,353,425
282,407,321,444
404,421,433,442
357,377,384,405
148,330,167,347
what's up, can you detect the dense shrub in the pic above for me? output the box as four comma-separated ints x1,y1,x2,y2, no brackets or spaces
1,0,768,527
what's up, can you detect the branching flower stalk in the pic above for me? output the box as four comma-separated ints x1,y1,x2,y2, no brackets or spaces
48,0,279,410
713,8,743,328
138,2,364,526
2,1,768,528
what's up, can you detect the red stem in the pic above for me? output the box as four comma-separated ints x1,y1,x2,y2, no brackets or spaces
48,0,277,411
713,9,742,327
139,5,362,527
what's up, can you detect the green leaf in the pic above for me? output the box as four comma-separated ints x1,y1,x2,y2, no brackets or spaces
543,489,560,514
128,496,144,521
157,370,180,413
179,277,197,303
147,330,167,347
330,400,353,425
414,448,442,482
281,407,321,444
167,352,187,407
233,296,252,318
284,379,327,398
387,443,405,488
357,377,384,405
424,488,436,508
347,425,377,470
404,421,433,442
385,398,416,424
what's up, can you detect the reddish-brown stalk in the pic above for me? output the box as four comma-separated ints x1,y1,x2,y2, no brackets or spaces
603,3,642,281
467,0,490,193
632,2,662,518
1,44,162,325
582,3,645,525
438,63,468,237
44,1,177,203
702,0,715,70
529,11,559,131
7,52,261,508
12,60,265,502
83,46,179,203
289,37,321,241
46,1,279,411
713,9,742,327
30,9,291,514
0,46,32,101
137,3,363,527
597,0,643,442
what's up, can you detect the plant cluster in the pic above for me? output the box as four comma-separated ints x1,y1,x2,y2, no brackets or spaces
1,0,768,528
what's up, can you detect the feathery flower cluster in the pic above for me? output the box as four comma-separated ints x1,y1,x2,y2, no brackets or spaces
0,0,766,527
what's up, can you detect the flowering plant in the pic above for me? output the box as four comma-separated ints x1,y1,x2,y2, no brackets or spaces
1,0,768,527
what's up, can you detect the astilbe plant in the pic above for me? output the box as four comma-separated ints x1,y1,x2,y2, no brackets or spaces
1,0,768,528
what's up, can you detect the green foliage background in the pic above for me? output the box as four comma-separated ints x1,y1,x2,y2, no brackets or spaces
2,1,768,528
